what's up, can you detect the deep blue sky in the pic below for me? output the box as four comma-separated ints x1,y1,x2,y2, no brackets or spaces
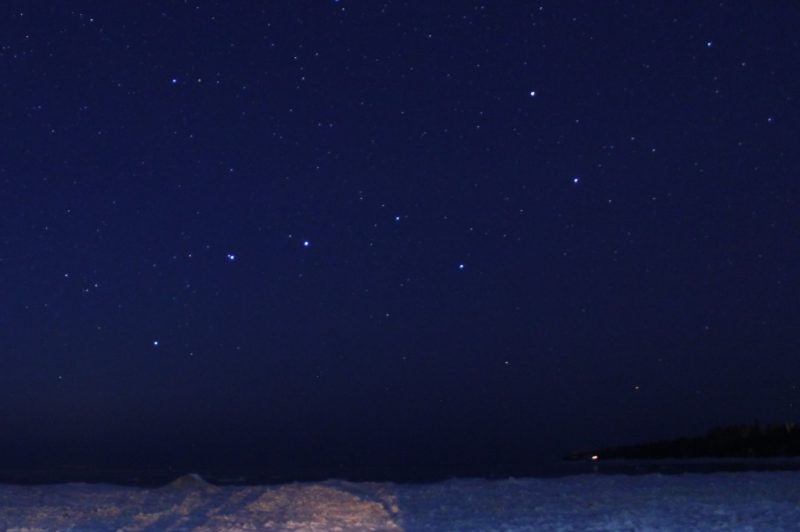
2,2,799,475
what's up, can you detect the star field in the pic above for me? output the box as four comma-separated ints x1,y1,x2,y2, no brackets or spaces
1,1,798,475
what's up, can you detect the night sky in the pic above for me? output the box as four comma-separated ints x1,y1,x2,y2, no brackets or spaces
2,2,799,478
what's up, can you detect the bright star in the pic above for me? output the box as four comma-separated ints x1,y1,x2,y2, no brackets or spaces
153,340,159,347
303,240,310,247
572,176,581,184
226,253,236,261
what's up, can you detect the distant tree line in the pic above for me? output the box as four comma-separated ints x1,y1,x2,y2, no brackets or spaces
565,422,800,460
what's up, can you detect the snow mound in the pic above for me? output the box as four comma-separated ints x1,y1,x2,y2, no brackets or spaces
1,472,799,530
161,472,218,491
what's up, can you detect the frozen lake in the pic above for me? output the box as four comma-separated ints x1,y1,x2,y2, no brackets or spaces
1,471,799,530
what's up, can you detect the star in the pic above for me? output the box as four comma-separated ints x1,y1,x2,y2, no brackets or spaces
226,253,236,261
152,340,159,347
303,240,310,247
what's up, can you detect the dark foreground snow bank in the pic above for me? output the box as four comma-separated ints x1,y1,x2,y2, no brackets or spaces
1,472,798,530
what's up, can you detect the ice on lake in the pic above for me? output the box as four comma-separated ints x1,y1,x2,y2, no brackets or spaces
1,471,799,530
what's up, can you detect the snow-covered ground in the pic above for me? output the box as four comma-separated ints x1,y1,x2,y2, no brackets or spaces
1,471,799,530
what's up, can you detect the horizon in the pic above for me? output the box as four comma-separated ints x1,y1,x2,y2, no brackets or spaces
3,418,800,485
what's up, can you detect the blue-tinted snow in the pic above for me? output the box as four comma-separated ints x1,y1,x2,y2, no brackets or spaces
1,472,799,530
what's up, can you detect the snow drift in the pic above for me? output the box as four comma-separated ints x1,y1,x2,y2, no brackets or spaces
1,472,799,530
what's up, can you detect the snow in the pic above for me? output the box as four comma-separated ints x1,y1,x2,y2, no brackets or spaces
1,472,799,530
